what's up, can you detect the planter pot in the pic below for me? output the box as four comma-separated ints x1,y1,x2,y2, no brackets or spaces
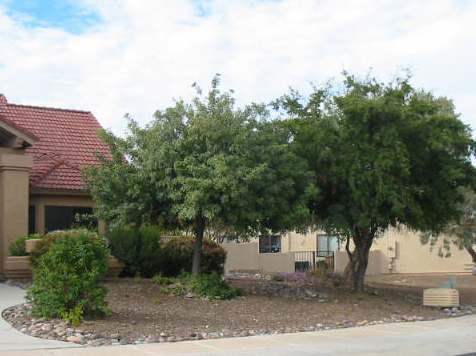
423,288,459,307
25,239,42,254
4,256,32,279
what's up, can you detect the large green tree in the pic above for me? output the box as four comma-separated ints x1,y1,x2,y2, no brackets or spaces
277,73,475,291
85,76,314,275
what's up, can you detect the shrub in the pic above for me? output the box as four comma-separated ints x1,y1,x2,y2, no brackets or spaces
107,225,161,277
9,236,28,256
152,274,175,286
26,230,109,326
30,230,89,267
159,273,240,299
159,236,226,277
188,273,240,300
9,234,42,256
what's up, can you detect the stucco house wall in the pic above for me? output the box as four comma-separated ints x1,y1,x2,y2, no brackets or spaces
281,231,317,252
375,226,472,274
222,242,295,273
0,150,32,275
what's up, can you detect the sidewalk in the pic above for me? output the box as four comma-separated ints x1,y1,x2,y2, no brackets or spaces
1,314,475,355
0,283,79,352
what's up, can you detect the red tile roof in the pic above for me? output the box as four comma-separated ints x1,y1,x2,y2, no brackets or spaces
0,94,110,191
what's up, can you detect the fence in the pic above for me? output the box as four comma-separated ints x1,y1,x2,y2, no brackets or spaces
292,251,334,272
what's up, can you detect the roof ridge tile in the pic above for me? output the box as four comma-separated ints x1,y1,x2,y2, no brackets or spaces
7,103,92,114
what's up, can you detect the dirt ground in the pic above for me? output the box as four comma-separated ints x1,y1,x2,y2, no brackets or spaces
366,274,476,304
66,277,449,341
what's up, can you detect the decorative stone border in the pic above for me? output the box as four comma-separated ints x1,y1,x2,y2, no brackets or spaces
3,303,475,347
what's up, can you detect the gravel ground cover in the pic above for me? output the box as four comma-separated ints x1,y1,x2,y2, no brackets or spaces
3,276,474,346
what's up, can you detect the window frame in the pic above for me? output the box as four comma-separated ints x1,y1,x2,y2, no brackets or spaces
44,205,96,233
259,234,281,253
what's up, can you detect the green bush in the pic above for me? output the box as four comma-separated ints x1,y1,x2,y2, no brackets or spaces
159,273,239,299
9,234,42,256
188,273,240,300
30,230,89,267
152,274,175,286
107,225,161,277
159,236,226,277
26,230,109,325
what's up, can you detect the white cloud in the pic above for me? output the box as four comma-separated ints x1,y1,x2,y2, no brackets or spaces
0,0,475,134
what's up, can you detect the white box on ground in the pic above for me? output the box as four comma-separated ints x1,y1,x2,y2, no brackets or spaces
423,288,459,307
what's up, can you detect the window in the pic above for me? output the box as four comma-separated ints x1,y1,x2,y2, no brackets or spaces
259,235,281,253
28,206,36,234
44,206,96,232
317,234,339,256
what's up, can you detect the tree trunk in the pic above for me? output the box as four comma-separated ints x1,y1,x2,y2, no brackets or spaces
191,218,205,276
465,245,476,264
346,229,374,293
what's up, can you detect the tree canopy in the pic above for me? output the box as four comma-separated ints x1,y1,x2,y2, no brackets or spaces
276,73,476,291
84,75,315,274
421,187,476,263
85,72,475,288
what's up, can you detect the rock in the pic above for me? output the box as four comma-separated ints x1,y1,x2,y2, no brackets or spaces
185,292,194,298
41,324,53,332
356,320,368,326
304,289,318,298
145,335,157,343
159,332,168,337
66,335,83,343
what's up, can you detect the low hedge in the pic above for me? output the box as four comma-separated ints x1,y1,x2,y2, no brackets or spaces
159,236,226,277
107,225,162,277
107,227,226,277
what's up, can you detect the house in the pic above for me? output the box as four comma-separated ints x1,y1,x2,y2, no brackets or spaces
223,227,474,275
0,94,109,277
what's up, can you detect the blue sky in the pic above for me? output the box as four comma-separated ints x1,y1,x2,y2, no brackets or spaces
0,0,101,33
0,0,475,135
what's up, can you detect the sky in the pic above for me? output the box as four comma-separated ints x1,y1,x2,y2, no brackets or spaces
0,0,475,135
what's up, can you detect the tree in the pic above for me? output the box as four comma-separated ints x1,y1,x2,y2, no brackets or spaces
421,187,476,264
276,73,475,291
85,75,315,275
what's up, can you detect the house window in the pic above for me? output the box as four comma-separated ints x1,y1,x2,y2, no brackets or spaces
259,235,281,253
317,234,339,256
44,206,96,232
28,206,36,234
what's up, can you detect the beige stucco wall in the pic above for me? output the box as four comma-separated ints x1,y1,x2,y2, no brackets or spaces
222,242,259,272
281,231,317,252
334,226,473,275
335,250,389,275
0,151,32,274
258,252,295,273
375,226,473,274
222,242,294,273
30,193,106,235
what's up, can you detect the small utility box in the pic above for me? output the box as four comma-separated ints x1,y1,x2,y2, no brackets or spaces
423,288,459,307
